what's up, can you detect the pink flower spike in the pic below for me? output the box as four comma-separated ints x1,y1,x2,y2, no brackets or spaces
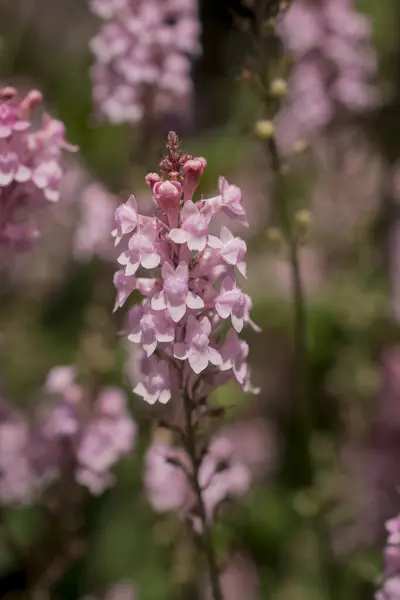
133,358,172,404
183,156,206,200
117,221,160,276
169,200,212,251
112,195,139,245
152,261,203,322
215,276,252,332
174,315,221,374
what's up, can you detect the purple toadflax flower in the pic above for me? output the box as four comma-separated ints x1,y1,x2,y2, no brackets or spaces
113,131,259,407
376,514,400,599
88,0,201,124
0,86,76,254
276,0,377,151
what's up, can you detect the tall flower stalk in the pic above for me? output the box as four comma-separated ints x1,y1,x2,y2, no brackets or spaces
113,131,259,599
241,1,336,596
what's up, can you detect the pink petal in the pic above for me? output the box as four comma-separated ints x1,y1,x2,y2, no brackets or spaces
133,382,147,397
162,262,175,279
186,291,204,310
169,228,188,244
174,343,188,360
199,316,211,336
220,226,234,244
221,276,235,293
158,390,171,404
157,331,174,343
187,233,207,252
128,331,142,343
125,261,140,276
207,235,223,249
237,261,247,278
167,302,186,322
175,262,189,281
215,301,232,320
231,315,244,333
208,347,222,366
143,340,157,356
117,251,130,266
141,252,160,269
151,292,166,311
182,200,199,220
188,350,209,374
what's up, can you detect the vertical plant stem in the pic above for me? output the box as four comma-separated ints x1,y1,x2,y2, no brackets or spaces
266,137,336,600
182,391,223,600
267,138,311,449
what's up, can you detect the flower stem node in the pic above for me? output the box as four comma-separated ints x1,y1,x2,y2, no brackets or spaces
254,120,275,140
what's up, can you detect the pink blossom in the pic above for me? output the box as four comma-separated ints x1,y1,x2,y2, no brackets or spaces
117,220,160,275
112,194,139,246
0,87,75,253
174,315,221,374
276,0,377,150
133,356,172,404
151,261,203,322
169,200,213,251
113,134,259,410
208,226,247,277
215,276,253,333
128,303,175,356
144,442,191,512
208,177,248,225
89,0,201,124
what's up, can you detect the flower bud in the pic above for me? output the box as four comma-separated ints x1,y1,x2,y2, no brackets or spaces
183,157,207,200
270,78,287,98
145,172,162,189
254,120,275,140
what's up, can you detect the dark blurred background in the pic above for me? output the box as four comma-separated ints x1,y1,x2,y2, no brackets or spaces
0,0,399,598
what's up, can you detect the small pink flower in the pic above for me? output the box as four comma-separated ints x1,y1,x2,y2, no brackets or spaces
208,226,247,277
208,177,248,225
215,276,252,333
220,329,259,393
112,195,139,245
128,303,175,356
133,357,172,404
113,271,138,311
151,261,203,322
183,156,206,200
117,221,160,276
169,200,213,251
174,315,222,374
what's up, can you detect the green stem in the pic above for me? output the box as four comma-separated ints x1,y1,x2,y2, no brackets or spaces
182,391,223,600
266,136,336,600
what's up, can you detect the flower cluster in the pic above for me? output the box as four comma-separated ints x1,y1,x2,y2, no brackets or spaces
0,367,136,505
73,183,117,262
376,515,400,599
0,86,76,253
113,132,259,406
89,0,201,124
144,419,273,525
276,0,377,151
145,431,250,528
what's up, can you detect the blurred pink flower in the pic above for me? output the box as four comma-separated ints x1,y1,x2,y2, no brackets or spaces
89,0,201,124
